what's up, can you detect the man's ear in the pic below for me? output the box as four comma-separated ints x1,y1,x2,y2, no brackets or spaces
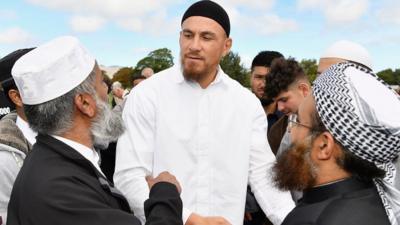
8,89,23,107
74,94,96,118
314,132,336,160
222,38,232,57
298,82,310,98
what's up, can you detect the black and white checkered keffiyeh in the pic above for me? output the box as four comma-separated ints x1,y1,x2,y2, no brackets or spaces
313,62,400,224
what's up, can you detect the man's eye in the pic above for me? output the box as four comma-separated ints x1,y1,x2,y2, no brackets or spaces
203,36,212,40
183,33,192,38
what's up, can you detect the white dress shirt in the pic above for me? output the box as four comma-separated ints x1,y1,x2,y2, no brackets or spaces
16,116,37,145
114,65,294,225
52,135,104,177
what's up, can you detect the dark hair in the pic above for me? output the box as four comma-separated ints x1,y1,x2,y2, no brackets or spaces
265,58,306,99
251,51,283,71
132,75,146,82
309,108,385,180
260,96,274,107
3,82,17,105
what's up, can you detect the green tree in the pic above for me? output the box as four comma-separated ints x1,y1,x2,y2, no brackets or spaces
112,67,134,88
220,51,250,87
377,69,396,85
300,59,318,83
134,48,174,74
393,69,400,85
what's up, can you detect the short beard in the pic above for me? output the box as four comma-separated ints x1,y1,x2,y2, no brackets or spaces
273,137,318,191
180,55,209,82
90,95,125,149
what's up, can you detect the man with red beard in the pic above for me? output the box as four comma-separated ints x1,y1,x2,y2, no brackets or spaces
7,36,183,225
114,1,294,225
273,62,400,225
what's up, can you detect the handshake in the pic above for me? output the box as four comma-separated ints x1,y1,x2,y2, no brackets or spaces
146,172,232,225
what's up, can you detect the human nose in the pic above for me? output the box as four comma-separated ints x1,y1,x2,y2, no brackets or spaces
189,36,201,52
260,79,266,88
277,102,285,112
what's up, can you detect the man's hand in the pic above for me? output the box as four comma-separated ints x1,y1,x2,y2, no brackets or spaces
186,213,232,225
146,171,182,193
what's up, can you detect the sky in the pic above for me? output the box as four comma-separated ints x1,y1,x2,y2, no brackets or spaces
1,0,400,72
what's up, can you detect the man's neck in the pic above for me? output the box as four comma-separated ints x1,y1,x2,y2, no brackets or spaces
60,117,93,150
62,129,93,150
315,171,351,187
16,107,27,122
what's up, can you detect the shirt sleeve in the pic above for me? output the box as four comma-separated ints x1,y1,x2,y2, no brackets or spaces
114,87,156,223
247,101,295,225
114,85,192,224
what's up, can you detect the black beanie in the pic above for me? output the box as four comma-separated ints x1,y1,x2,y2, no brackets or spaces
181,0,230,37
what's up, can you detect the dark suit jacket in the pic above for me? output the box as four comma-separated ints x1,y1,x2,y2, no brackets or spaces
7,134,183,225
100,141,117,182
282,178,390,225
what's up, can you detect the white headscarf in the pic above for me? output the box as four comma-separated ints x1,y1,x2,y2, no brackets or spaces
313,62,400,225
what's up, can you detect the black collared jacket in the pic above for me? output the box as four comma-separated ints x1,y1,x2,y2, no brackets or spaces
7,134,183,225
282,177,390,225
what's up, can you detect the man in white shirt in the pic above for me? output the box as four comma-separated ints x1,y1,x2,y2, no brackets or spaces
0,48,37,222
114,1,294,225
7,36,183,225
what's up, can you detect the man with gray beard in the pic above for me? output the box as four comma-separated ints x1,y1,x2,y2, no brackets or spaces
7,36,183,225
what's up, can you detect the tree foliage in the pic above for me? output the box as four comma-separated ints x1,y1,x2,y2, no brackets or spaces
134,48,174,75
299,59,318,83
112,67,134,88
377,68,400,85
220,51,250,87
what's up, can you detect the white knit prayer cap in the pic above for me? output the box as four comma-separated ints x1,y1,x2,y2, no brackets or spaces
321,40,373,70
12,36,95,105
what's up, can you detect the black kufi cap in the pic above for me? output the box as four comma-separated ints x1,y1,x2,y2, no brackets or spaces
0,48,34,88
181,0,230,37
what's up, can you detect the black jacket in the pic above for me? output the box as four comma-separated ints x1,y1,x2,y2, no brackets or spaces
7,134,183,225
282,177,390,225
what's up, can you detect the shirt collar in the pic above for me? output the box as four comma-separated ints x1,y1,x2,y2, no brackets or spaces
52,135,104,176
16,116,37,145
173,64,226,86
301,177,373,204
